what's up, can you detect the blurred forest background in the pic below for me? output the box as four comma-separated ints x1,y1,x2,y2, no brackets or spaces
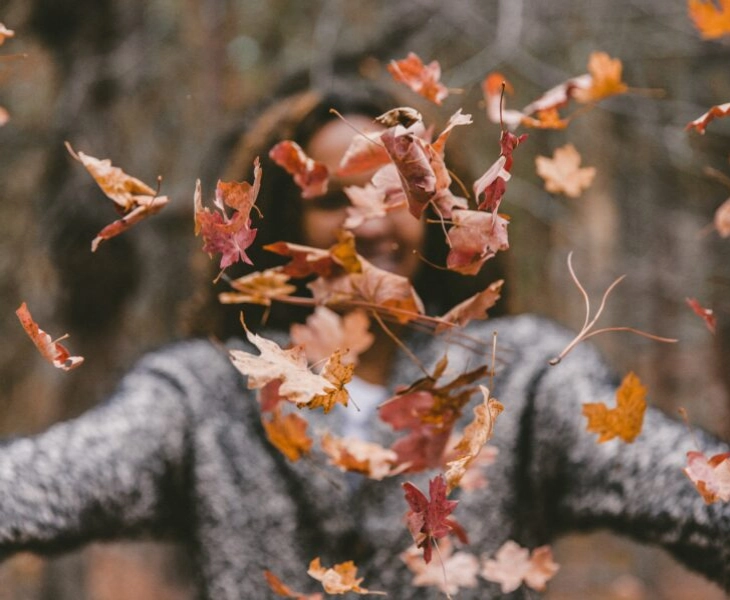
1,0,729,598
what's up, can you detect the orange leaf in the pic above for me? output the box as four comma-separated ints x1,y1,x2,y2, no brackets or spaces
535,144,596,198
66,143,169,251
304,350,354,413
387,52,448,105
688,0,730,39
582,371,647,443
573,52,628,103
0,23,14,45
218,268,297,306
307,558,384,595
16,302,84,371
262,408,313,462
686,102,730,134
320,433,401,480
263,570,323,599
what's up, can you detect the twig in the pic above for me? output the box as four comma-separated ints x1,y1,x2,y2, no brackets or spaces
548,252,677,365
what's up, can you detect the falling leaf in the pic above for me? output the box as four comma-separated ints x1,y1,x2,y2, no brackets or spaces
342,184,390,230
572,52,628,104
16,302,84,371
269,140,329,199
307,558,384,595
535,144,596,198
263,570,323,600
320,433,402,480
387,52,448,105
445,210,510,275
582,371,647,443
481,541,559,593
380,126,438,218
194,161,261,270
437,280,503,332
402,474,468,564
688,0,730,39
714,197,730,237
229,321,332,407
0,106,8,126
444,387,504,493
336,131,390,177
262,407,313,462
66,143,169,251
685,102,730,134
481,73,525,130
447,443,499,492
401,538,479,595
686,297,716,334
0,23,15,45
305,349,354,413
308,256,425,324
218,268,297,306
290,307,374,365
683,450,730,503
379,359,488,471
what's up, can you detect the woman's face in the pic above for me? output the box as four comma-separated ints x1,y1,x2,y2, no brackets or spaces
302,116,426,279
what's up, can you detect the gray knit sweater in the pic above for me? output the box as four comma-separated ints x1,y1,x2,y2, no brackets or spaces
1,314,728,599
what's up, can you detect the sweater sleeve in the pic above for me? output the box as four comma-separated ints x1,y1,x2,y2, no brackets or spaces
509,317,730,589
0,339,229,559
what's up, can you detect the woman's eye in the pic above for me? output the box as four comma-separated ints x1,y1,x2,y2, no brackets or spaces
309,191,350,210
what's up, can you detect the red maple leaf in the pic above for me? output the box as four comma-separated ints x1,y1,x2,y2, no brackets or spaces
402,474,468,563
269,140,329,199
194,158,261,270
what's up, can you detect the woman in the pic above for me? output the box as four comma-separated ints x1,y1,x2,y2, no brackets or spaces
1,77,729,599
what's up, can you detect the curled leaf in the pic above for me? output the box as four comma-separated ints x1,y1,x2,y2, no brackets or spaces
684,450,730,503
16,302,84,371
686,297,716,334
307,558,384,595
387,52,448,105
686,102,730,134
444,387,504,493
66,143,169,251
269,140,329,199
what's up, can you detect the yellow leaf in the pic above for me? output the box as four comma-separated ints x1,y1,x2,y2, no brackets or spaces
688,0,730,39
582,372,647,443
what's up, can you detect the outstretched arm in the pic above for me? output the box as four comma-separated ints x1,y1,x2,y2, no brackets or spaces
0,339,229,559
507,317,730,589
